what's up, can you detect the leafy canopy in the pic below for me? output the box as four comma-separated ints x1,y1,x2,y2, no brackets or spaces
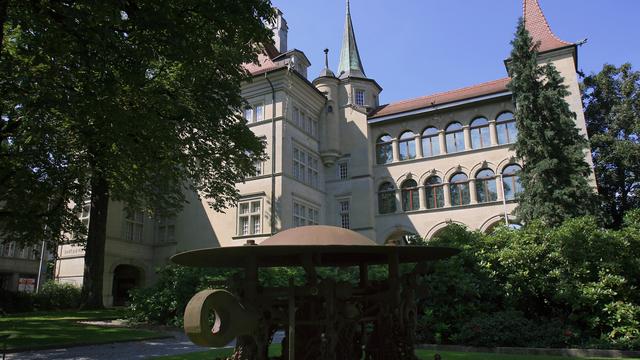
582,63,640,228
0,1,274,247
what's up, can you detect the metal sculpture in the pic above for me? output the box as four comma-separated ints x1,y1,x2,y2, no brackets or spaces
172,226,459,360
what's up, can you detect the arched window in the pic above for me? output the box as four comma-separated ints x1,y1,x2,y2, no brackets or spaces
445,122,465,153
502,164,523,200
398,131,417,160
401,179,419,211
421,127,440,158
425,176,444,209
449,173,470,206
470,117,491,149
376,135,393,164
496,112,517,144
475,169,497,203
378,182,397,214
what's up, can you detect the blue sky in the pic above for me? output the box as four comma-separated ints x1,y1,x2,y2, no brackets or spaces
273,0,640,105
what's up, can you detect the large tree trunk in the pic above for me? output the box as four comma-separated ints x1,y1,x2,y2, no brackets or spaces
81,172,109,309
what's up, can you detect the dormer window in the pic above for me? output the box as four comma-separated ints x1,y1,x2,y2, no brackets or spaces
355,89,365,106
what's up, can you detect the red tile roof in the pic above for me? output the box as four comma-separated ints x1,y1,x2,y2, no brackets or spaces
369,78,511,119
523,0,573,53
242,43,287,76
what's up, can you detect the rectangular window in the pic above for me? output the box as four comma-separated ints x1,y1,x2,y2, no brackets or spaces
338,161,349,180
124,209,144,242
253,159,263,176
293,201,319,228
238,199,262,236
156,216,176,243
338,199,350,229
293,145,319,188
244,107,254,122
255,104,264,122
355,89,365,106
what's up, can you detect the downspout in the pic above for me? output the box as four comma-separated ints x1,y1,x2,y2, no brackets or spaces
265,74,277,235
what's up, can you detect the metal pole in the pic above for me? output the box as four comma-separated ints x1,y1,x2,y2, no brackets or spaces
36,239,46,293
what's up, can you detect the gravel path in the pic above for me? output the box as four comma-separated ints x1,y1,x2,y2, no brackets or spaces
6,331,218,360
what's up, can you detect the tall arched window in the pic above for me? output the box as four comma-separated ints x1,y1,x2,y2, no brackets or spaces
378,182,397,214
449,173,470,206
475,169,497,203
496,112,517,144
376,135,393,164
398,131,417,160
470,117,491,149
425,176,444,209
445,122,465,153
502,164,523,200
421,127,440,158
401,179,419,211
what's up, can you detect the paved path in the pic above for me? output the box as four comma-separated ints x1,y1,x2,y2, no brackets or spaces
6,331,214,360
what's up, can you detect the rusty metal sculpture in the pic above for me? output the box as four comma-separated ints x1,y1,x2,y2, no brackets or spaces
172,226,459,360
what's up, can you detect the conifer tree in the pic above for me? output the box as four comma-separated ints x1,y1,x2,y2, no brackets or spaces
507,19,596,226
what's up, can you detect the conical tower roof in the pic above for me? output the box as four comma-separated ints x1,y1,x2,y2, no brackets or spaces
338,0,366,79
523,0,573,52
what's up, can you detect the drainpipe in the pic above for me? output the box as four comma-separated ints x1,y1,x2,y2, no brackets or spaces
265,74,277,235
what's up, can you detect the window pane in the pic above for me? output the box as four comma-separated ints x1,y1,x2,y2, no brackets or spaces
244,108,253,122
255,105,264,121
240,203,249,214
376,143,393,164
507,121,518,143
251,201,260,213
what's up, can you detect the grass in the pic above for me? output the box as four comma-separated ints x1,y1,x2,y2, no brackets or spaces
154,346,639,360
0,309,167,351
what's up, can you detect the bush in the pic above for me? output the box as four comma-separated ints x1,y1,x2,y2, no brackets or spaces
453,311,565,348
35,281,81,310
0,281,80,313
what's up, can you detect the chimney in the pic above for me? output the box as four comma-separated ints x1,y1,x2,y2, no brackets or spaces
271,8,288,53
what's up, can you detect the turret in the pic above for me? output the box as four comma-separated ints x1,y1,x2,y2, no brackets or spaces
336,0,382,112
313,49,341,166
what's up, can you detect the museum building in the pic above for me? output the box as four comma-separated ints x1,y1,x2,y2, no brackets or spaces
53,0,593,306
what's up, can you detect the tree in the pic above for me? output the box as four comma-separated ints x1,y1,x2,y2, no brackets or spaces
0,1,274,308
582,63,640,229
507,19,596,226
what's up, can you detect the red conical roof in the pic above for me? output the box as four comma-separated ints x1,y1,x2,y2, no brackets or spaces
523,0,573,52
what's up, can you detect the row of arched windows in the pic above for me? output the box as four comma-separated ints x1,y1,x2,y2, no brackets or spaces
378,164,523,214
376,112,517,165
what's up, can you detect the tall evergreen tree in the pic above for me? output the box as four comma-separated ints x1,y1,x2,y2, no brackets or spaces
507,19,596,226
582,63,640,229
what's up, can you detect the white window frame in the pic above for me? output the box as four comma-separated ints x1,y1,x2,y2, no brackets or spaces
355,89,366,106
237,198,263,236
338,198,350,229
155,216,176,244
124,208,144,242
337,161,349,180
293,144,319,188
293,200,319,228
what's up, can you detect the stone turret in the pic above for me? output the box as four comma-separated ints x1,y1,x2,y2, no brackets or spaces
314,49,341,166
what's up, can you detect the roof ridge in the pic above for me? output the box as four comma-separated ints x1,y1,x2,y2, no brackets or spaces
380,77,510,108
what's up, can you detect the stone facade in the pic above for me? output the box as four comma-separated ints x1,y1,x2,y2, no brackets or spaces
54,0,593,306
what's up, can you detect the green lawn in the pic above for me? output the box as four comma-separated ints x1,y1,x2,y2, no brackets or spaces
154,346,639,360
0,309,167,351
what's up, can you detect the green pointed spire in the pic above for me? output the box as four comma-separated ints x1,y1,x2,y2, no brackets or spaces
338,0,366,79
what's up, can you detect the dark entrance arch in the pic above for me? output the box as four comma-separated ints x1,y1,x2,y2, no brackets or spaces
112,264,142,306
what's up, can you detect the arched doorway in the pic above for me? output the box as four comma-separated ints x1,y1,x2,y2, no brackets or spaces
112,265,142,306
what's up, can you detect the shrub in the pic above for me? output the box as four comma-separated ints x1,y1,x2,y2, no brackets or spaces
35,281,81,310
0,289,35,314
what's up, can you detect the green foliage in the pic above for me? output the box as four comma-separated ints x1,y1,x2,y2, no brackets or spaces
454,310,565,348
582,63,640,229
417,216,640,349
35,281,81,310
0,281,81,313
507,19,596,226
